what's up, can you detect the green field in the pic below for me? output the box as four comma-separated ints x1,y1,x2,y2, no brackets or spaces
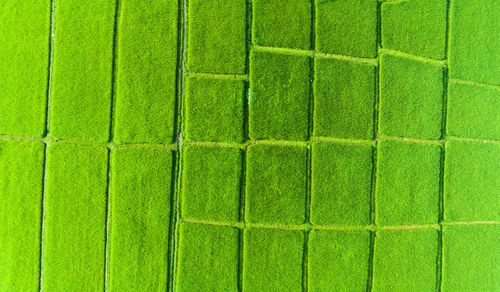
0,0,499,291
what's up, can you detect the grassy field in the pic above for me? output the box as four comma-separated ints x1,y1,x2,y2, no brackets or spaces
0,0,499,291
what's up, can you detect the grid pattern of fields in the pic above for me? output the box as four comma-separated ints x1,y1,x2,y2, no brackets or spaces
0,0,499,291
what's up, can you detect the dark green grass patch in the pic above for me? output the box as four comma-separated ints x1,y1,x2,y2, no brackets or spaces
187,0,246,74
0,140,44,291
308,230,371,292
376,141,441,225
446,82,500,140
185,77,245,143
373,230,438,292
442,225,500,292
444,141,500,221
313,58,375,139
0,0,50,137
311,142,373,226
113,0,178,144
379,54,444,139
43,143,107,290
381,0,447,60
246,145,307,225
315,0,377,58
449,0,500,86
182,146,242,222
177,223,239,292
243,228,304,292
249,51,310,141
50,1,115,142
109,148,173,291
252,0,311,50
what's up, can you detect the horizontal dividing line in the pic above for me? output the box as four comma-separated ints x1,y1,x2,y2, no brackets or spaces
185,71,249,81
180,218,500,232
251,44,378,66
449,78,500,91
376,136,443,145
0,135,177,150
379,48,448,66
446,136,500,145
2,134,500,149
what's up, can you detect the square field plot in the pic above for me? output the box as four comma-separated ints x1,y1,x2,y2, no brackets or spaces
187,0,246,74
373,230,438,292
177,223,239,292
308,230,371,292
313,58,375,139
444,141,500,221
182,146,243,222
249,51,310,141
252,0,311,50
449,0,500,86
0,1,50,137
185,77,245,142
311,143,373,226
113,0,178,144
381,0,447,60
379,54,444,139
246,145,307,225
243,229,304,292
446,82,500,140
315,0,377,58
376,141,441,226
109,148,173,291
442,225,500,292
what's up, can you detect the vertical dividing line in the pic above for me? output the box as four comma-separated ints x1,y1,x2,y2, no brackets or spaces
237,148,247,292
437,1,451,291
104,2,120,291
39,0,56,290
303,1,315,291
367,1,382,291
169,0,187,289
238,1,252,291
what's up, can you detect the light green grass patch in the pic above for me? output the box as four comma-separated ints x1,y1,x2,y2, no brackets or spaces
379,54,444,139
313,58,375,139
243,228,304,292
182,146,242,222
444,141,500,221
311,142,373,226
246,145,307,225
381,0,447,60
113,0,178,144
449,0,500,86
187,0,246,74
446,82,500,140
177,223,239,292
0,0,50,137
252,0,311,50
376,140,441,225
249,51,310,140
109,147,173,291
50,1,115,142
442,225,500,292
185,77,245,142
308,230,371,292
315,0,377,58
373,230,438,292
0,140,44,291
43,143,108,290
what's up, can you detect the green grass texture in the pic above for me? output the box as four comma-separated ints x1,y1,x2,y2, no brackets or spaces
1,0,499,291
